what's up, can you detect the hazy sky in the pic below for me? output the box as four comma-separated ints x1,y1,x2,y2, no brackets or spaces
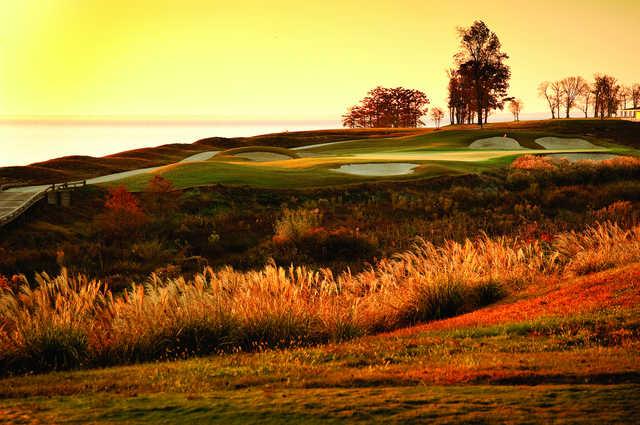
1,0,638,120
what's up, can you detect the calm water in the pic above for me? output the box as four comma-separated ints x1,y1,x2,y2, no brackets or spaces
0,113,551,168
0,120,340,167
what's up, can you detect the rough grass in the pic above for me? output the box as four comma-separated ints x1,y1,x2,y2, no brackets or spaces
1,266,639,423
0,228,556,374
2,222,639,376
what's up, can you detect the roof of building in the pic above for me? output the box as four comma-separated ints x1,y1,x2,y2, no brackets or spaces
621,107,640,111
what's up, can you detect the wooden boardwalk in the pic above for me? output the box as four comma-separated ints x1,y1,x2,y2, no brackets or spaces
0,151,219,227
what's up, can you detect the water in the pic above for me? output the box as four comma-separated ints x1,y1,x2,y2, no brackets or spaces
0,112,553,168
0,120,340,167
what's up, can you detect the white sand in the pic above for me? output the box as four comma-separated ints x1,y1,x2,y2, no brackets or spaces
546,153,619,162
234,152,293,162
333,163,418,176
292,140,353,150
179,151,219,162
469,137,524,149
535,137,599,149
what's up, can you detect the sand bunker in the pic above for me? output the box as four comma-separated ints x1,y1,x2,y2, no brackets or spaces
535,137,598,149
469,137,524,150
546,153,619,162
292,140,353,151
333,163,418,176
180,151,219,162
234,152,292,162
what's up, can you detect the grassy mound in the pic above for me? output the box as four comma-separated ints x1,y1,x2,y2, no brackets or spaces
535,137,600,149
219,146,301,160
469,136,524,149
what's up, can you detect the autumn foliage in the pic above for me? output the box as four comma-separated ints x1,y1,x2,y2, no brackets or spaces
97,186,148,238
342,86,430,128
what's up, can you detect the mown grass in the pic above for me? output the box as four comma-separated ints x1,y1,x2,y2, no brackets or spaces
2,384,639,424
100,123,630,190
111,159,471,191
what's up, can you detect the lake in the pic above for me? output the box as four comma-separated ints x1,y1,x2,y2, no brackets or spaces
0,119,340,167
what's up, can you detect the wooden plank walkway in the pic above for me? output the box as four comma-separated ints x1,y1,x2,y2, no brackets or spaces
0,150,219,227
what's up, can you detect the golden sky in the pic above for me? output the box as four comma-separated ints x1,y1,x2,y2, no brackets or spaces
1,0,638,120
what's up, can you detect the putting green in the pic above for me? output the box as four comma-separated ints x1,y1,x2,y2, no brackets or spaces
102,128,629,190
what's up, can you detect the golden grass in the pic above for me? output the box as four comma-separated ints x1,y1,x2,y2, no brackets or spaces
1,222,639,374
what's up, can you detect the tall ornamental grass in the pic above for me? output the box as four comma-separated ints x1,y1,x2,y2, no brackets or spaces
1,222,637,375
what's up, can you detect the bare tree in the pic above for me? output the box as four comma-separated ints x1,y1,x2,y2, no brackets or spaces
430,107,444,129
632,84,640,108
538,81,556,119
593,74,620,119
550,80,563,119
560,76,588,118
620,85,633,109
508,98,523,121
575,82,593,118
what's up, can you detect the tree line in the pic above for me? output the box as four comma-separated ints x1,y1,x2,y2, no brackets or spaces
539,76,640,119
344,20,512,129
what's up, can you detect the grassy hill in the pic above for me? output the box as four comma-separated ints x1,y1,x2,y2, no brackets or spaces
103,120,637,191
2,119,639,189
1,261,639,423
2,119,640,423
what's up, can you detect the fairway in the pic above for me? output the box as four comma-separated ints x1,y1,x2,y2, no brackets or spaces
107,127,629,190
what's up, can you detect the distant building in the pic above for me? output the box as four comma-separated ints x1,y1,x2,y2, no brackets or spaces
619,106,640,120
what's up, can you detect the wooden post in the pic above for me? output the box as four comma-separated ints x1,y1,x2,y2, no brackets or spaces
60,191,71,207
47,191,58,205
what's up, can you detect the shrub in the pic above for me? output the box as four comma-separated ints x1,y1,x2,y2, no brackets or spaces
592,201,637,227
511,155,555,170
273,208,322,242
554,222,640,276
96,186,148,239
0,270,107,373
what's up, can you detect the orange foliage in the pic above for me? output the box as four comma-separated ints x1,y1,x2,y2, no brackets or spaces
99,186,148,237
511,155,555,170
394,264,640,334
0,275,8,290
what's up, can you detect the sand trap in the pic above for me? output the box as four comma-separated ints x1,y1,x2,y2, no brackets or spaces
469,137,524,150
535,137,598,149
180,151,219,162
333,163,418,176
292,140,353,150
234,152,292,162
546,153,619,162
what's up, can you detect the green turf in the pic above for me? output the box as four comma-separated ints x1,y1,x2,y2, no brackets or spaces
95,122,636,191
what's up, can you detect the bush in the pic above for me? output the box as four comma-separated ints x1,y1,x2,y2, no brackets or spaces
273,208,322,242
96,186,148,239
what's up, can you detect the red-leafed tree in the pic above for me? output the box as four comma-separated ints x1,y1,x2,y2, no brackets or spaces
98,186,148,238
145,175,181,219
342,86,430,128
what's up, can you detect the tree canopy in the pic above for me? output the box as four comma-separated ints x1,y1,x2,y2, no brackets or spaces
448,21,511,127
342,86,430,128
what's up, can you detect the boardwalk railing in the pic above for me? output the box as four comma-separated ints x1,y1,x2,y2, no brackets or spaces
0,180,87,227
